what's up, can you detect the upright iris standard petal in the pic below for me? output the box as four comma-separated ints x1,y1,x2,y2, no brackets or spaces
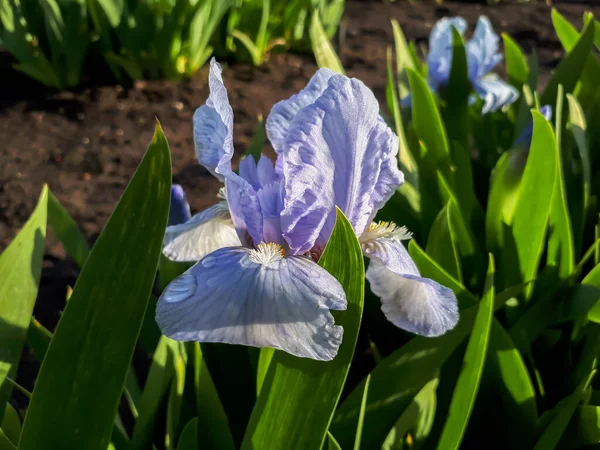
193,59,235,180
156,244,347,361
281,74,403,255
224,176,264,246
427,17,467,89
169,185,192,226
266,68,335,153
465,17,519,113
239,154,280,191
363,235,459,337
163,202,241,262
466,16,503,79
474,77,520,115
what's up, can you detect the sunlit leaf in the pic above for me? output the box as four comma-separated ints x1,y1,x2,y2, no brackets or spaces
502,34,529,89
541,16,595,110
547,86,575,278
18,123,171,450
507,111,558,295
310,13,343,74
0,186,47,418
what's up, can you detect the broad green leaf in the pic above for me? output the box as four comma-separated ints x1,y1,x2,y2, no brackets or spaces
353,374,370,450
177,417,198,450
331,304,479,449
380,377,439,450
18,124,171,450
560,405,600,448
193,343,235,450
95,0,124,28
256,348,274,396
533,372,595,450
131,336,180,450
0,186,47,418
390,19,417,99
541,17,595,109
407,68,451,180
436,254,495,450
509,111,558,294
502,33,529,89
310,13,343,74
552,10,600,121
166,343,187,450
426,204,462,282
0,428,16,450
1,404,20,447
547,86,575,278
485,147,525,283
583,264,600,323
566,94,591,254
48,190,89,267
552,9,580,48
242,209,364,450
486,320,538,441
326,432,342,450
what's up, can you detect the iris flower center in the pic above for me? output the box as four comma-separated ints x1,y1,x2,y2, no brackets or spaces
249,242,286,265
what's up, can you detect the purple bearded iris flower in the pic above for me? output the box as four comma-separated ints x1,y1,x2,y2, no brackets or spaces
405,16,519,114
156,59,459,361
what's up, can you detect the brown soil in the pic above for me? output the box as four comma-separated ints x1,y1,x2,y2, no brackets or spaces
2,1,598,256
2,0,599,414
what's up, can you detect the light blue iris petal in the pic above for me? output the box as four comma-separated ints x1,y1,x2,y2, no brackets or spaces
474,77,520,114
540,105,553,121
427,17,467,89
256,154,278,186
281,74,403,255
163,202,240,262
239,156,261,190
225,176,264,246
156,247,347,361
193,59,235,181
169,185,192,226
266,68,336,153
257,181,285,246
239,155,279,192
363,237,458,337
466,16,503,80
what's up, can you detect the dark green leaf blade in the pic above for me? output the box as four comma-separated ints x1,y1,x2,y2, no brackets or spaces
18,123,171,450
241,208,364,450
